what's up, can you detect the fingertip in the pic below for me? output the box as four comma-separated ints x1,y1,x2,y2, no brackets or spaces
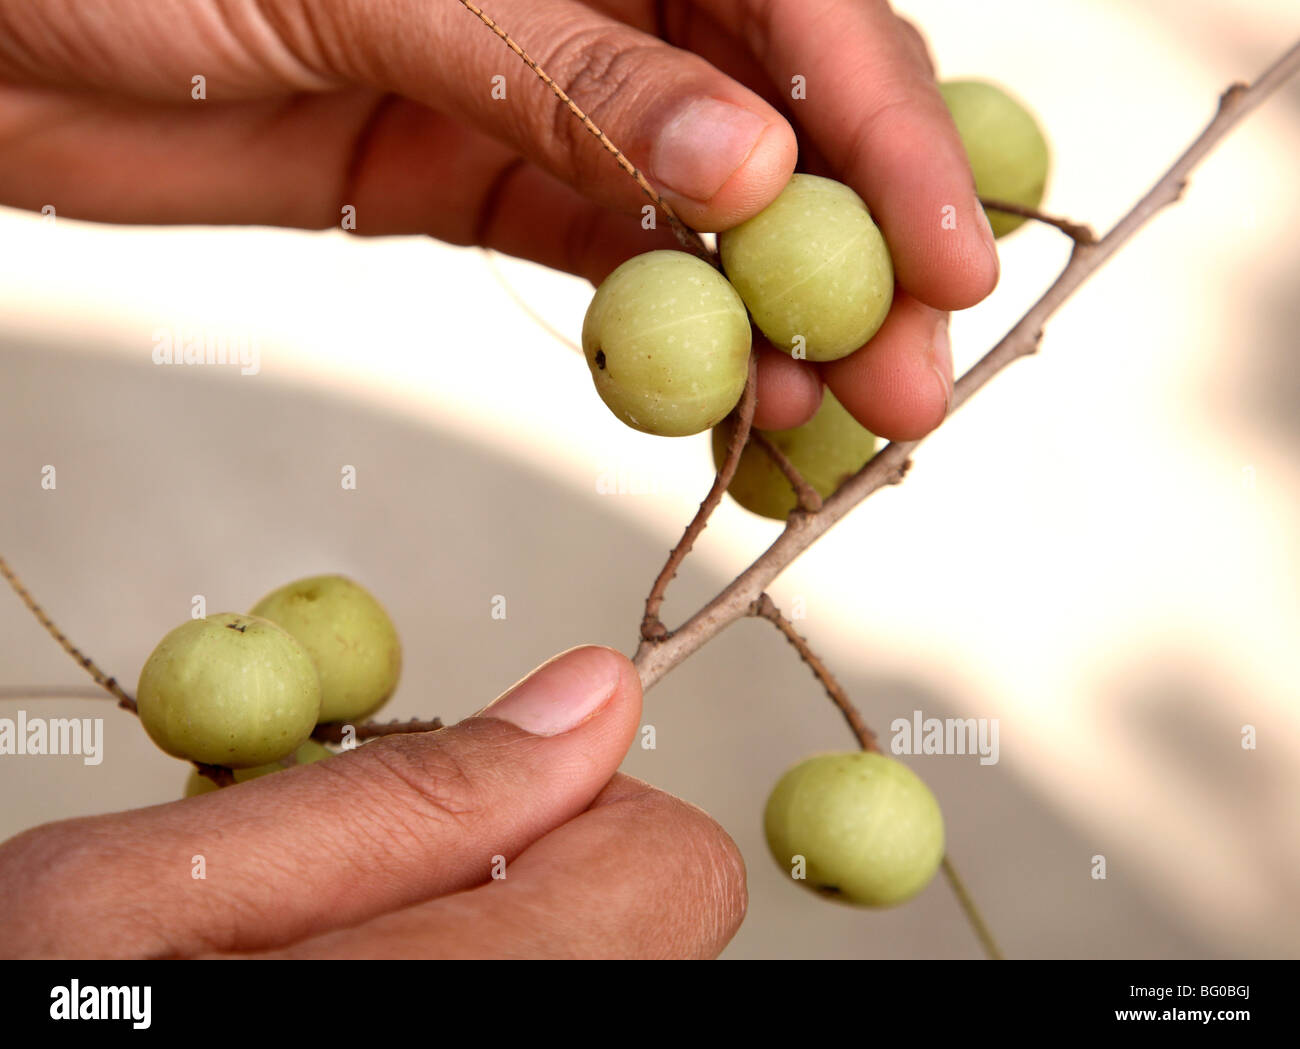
822,294,951,442
752,343,823,430
650,95,798,233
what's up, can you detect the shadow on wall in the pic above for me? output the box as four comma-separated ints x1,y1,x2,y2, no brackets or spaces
0,338,1263,958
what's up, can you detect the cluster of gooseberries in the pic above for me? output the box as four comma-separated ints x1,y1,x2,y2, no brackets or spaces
134,575,402,795
132,78,1044,916
580,80,1046,908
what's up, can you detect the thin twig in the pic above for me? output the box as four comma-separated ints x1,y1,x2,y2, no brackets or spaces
941,855,1004,960
748,594,874,749
481,248,583,355
978,196,1097,244
640,352,758,641
750,431,823,512
633,40,1300,690
455,0,713,262
0,555,137,713
312,717,445,743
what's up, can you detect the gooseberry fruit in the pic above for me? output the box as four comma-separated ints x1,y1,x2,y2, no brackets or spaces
763,751,945,907
184,739,335,796
712,389,876,520
718,175,894,362
250,575,402,723
581,250,751,437
939,79,1050,238
137,613,321,769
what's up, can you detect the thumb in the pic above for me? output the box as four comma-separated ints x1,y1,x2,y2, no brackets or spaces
0,645,643,958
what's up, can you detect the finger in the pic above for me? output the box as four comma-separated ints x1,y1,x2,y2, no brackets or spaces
705,0,999,310
0,645,642,958
752,340,823,431
291,0,799,231
820,293,952,442
253,774,748,959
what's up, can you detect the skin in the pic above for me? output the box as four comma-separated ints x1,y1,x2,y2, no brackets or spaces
0,0,996,442
0,646,747,959
0,0,995,955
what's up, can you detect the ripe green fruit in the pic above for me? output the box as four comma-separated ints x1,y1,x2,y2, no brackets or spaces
718,175,894,362
581,250,751,437
250,575,402,723
184,739,334,796
712,389,876,520
763,752,945,907
137,613,321,769
939,79,1050,238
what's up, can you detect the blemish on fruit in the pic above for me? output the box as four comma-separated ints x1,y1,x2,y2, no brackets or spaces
594,349,606,370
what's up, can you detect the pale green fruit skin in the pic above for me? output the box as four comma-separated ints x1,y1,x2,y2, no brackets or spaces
764,752,945,907
184,739,334,796
939,79,1049,238
250,575,402,723
581,250,751,437
138,613,321,769
712,389,876,520
718,175,894,362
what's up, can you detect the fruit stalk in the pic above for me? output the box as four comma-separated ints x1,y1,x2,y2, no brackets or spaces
639,351,758,641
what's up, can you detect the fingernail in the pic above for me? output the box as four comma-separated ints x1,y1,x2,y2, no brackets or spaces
651,98,768,203
930,315,953,422
477,646,621,737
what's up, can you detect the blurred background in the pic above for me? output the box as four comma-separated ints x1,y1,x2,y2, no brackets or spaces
1,0,1297,958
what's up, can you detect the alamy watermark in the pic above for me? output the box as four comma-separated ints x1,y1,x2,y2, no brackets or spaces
152,326,260,375
890,710,999,766
0,711,103,765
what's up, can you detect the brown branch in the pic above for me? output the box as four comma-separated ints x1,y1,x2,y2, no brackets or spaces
0,555,137,713
749,593,875,750
978,196,1097,244
455,0,713,263
312,717,445,743
941,855,1004,960
634,40,1300,689
750,432,823,513
640,352,759,641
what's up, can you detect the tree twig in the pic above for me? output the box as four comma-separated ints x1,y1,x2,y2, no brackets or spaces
0,555,137,713
640,352,758,641
633,40,1300,690
748,593,874,749
978,196,1097,244
941,855,1004,960
455,0,713,262
749,431,823,513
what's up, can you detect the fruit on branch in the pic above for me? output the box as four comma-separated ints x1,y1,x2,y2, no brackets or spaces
581,250,751,437
939,79,1050,238
250,575,402,723
712,389,876,520
717,175,894,362
137,613,321,768
184,739,335,796
763,752,944,907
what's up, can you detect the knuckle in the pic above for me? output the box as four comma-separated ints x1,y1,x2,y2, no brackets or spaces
539,24,654,179
336,733,484,834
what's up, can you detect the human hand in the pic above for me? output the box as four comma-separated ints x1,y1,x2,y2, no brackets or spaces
0,0,995,439
0,646,746,959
